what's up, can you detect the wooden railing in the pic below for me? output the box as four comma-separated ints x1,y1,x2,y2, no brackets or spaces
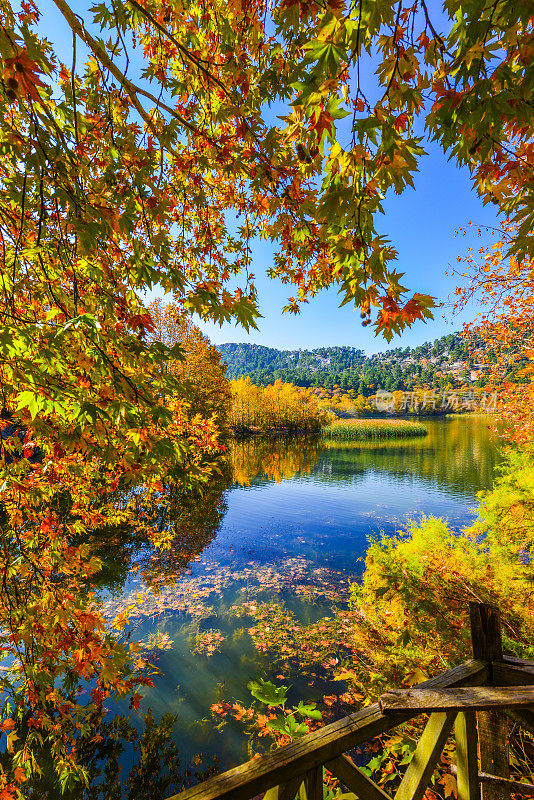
168,603,534,800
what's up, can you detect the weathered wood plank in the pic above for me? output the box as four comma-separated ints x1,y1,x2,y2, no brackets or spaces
304,767,322,800
455,712,480,800
492,662,534,687
166,660,486,800
380,686,534,713
478,712,509,800
326,755,392,800
502,655,534,670
394,713,456,800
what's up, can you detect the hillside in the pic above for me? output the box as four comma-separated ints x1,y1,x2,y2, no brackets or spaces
218,334,488,396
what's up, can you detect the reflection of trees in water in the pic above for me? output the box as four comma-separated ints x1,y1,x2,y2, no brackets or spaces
138,474,229,591
227,418,499,495
90,472,230,596
29,477,231,798
230,418,500,496
230,435,322,486
11,710,187,800
318,417,501,496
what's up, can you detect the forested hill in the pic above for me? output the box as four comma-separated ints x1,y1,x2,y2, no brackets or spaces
218,335,485,395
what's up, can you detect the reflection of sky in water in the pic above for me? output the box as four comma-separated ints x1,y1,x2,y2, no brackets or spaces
108,417,501,778
199,464,481,576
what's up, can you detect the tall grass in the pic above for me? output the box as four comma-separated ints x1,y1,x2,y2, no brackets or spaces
322,418,427,440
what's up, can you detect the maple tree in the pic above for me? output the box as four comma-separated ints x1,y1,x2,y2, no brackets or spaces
0,0,532,793
453,221,534,442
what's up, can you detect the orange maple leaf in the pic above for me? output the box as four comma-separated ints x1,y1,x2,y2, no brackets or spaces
4,49,46,102
12,768,26,785
311,108,334,141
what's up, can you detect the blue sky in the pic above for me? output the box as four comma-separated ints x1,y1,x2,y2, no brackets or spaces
199,141,501,354
42,0,501,355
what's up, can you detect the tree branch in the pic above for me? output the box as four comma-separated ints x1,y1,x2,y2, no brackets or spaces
51,0,201,143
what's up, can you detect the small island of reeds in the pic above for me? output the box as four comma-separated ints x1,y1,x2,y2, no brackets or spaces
322,418,428,440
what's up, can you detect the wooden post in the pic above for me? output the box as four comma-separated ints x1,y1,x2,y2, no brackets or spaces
395,713,456,800
455,712,480,800
469,604,503,664
279,777,304,800
304,767,322,800
469,603,509,800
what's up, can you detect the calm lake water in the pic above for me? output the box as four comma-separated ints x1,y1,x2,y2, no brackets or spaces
99,415,501,783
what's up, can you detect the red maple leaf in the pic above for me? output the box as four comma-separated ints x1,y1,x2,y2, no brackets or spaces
394,112,409,131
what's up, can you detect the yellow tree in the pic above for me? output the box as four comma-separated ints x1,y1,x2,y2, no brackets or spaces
230,378,327,432
148,299,231,432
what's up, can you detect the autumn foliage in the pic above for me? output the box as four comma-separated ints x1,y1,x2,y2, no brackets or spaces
148,299,231,433
0,0,532,792
230,377,329,433
454,222,534,442
1,0,533,344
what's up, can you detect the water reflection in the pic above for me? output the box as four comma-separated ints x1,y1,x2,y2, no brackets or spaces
89,475,230,597
138,477,230,592
82,416,501,790
228,416,500,497
317,416,500,497
230,435,323,486
15,710,186,800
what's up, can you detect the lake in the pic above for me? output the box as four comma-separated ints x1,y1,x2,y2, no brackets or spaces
98,415,501,786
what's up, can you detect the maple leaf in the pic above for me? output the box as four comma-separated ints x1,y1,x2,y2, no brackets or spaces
326,0,344,11
12,768,26,785
394,112,409,132
311,108,334,141
418,31,430,49
403,667,428,686
323,694,337,706
4,49,46,101
441,773,457,798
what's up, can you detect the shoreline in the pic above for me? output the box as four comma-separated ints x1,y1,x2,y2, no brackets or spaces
232,426,321,440
231,411,496,440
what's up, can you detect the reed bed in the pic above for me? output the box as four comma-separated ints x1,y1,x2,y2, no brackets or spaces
322,418,428,440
